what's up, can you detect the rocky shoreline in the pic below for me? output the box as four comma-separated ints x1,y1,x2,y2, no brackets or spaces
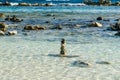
0,1,120,6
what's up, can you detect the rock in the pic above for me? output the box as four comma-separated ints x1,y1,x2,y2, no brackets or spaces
115,31,120,36
31,3,39,6
73,60,91,67
50,25,62,30
0,13,5,18
24,25,46,30
97,16,103,20
0,22,8,32
46,14,55,17
34,25,46,30
24,25,34,30
19,3,31,6
0,30,5,35
96,61,111,64
3,1,11,6
110,22,120,31
115,18,120,21
5,15,23,22
8,30,17,35
89,22,102,27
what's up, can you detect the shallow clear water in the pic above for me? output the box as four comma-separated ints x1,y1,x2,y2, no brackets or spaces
0,6,120,80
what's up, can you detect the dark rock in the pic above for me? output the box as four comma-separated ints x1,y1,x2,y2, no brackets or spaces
115,31,120,36
8,30,17,35
97,16,103,20
115,18,120,21
96,61,111,64
45,21,50,23
110,22,120,31
73,60,91,67
3,1,11,6
5,15,23,22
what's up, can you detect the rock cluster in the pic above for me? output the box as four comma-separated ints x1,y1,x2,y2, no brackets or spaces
24,25,46,30
5,15,23,22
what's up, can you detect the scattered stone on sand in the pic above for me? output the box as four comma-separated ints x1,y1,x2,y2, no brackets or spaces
24,25,46,30
110,22,120,31
73,60,91,67
0,22,8,32
96,61,111,65
89,22,103,27
8,30,17,35
0,13,5,18
0,30,5,35
97,16,103,20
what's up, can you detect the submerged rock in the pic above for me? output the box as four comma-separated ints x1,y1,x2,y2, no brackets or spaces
8,30,17,35
72,60,91,67
89,22,102,27
0,22,8,32
24,25,46,30
96,61,111,65
50,25,62,30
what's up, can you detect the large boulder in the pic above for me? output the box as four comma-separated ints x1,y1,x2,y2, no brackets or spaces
24,25,46,30
0,22,8,32
89,22,102,27
8,30,17,35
